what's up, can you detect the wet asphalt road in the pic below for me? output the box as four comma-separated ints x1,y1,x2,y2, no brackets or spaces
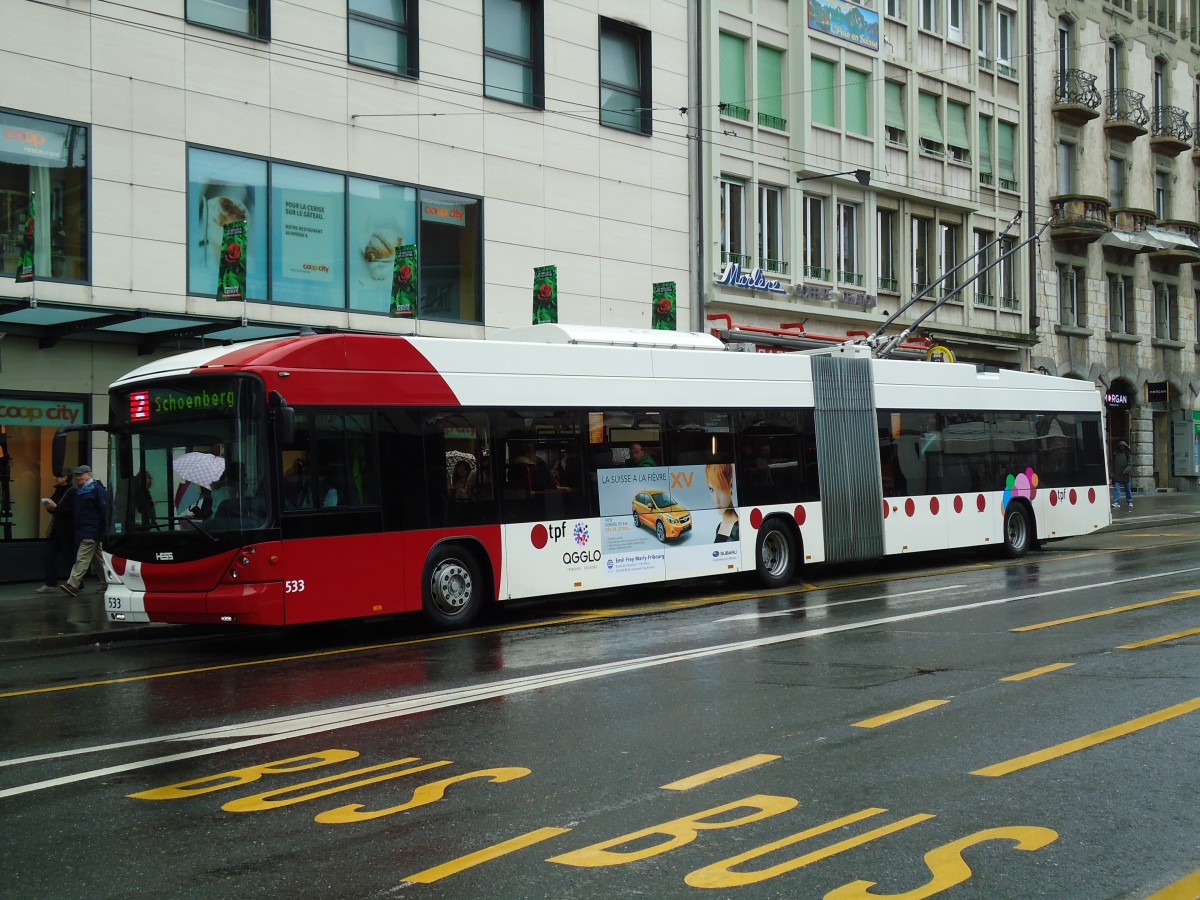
2,524,1199,899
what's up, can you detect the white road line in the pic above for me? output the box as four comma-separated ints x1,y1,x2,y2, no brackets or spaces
714,585,965,621
3,564,1199,800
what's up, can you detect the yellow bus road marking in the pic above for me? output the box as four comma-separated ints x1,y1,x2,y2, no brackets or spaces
403,827,571,884
1119,628,1200,650
852,700,950,729
972,695,1200,777
1145,867,1200,900
1012,589,1200,632
661,755,781,791
1000,663,1074,682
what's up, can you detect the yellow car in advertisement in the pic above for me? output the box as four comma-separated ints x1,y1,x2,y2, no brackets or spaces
632,489,692,542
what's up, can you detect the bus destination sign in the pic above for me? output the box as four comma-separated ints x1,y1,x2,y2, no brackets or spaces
123,383,238,423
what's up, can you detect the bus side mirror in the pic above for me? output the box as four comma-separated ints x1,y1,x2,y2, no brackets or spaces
276,406,295,447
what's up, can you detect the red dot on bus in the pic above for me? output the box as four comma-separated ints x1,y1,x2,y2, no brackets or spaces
905,498,916,517
976,494,986,512
883,500,889,519
112,556,127,576
1049,491,1058,506
531,524,548,549
1088,488,1096,503
930,497,940,515
1069,489,1078,505
794,505,806,526
954,495,964,513
750,508,763,529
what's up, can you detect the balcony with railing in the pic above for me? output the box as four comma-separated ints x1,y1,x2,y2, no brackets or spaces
803,264,830,281
838,270,864,287
1104,89,1149,142
720,102,750,122
1050,195,1110,245
878,276,899,294
1052,69,1102,126
1147,220,1200,266
721,251,751,268
1151,105,1192,156
761,257,789,275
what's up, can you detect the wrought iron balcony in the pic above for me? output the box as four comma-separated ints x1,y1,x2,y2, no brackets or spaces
1151,105,1192,156
1050,195,1110,245
1105,89,1149,142
1052,69,1101,125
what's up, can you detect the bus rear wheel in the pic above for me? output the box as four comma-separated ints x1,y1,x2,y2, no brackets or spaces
756,519,796,588
1002,502,1032,558
423,545,484,629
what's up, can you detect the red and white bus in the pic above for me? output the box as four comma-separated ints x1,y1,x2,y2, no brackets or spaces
72,324,1109,629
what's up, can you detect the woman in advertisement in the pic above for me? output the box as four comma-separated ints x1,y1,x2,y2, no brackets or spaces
706,463,740,543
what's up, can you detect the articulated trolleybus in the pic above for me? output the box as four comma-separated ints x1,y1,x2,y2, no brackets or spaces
79,325,1108,630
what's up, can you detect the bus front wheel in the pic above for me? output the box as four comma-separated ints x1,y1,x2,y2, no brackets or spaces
423,545,484,629
756,519,797,588
1002,502,1033,558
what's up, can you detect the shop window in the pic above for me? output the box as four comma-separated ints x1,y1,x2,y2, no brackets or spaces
348,177,418,314
0,398,85,541
187,149,268,300
0,111,88,281
599,18,652,135
419,190,482,323
270,165,347,310
485,0,543,107
349,0,417,77
187,0,269,38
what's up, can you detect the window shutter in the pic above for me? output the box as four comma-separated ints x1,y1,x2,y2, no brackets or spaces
885,81,905,130
997,121,1016,180
918,92,943,142
811,58,836,126
845,68,869,135
978,115,992,174
757,45,783,119
719,33,746,107
946,101,969,150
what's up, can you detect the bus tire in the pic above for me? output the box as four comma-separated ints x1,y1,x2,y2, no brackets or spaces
423,544,484,629
1002,502,1033,558
756,518,797,588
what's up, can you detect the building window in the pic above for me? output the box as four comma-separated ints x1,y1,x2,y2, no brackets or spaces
837,203,861,285
886,0,905,19
998,235,1018,308
1109,156,1127,207
718,33,749,121
484,0,543,107
948,0,965,41
1107,40,1124,103
187,0,269,37
978,115,993,184
599,18,652,135
757,45,786,129
804,195,828,280
997,120,1017,190
0,110,89,281
912,216,933,295
878,209,898,292
920,0,940,32
996,8,1015,77
1056,18,1073,91
1107,271,1134,333
1058,263,1087,327
940,223,961,297
1154,170,1171,219
811,58,837,128
946,101,970,162
1154,281,1178,339
758,185,785,273
978,1,992,68
885,82,907,145
845,68,869,136
349,0,416,76
1057,142,1076,195
974,229,994,305
720,178,747,267
186,148,482,322
918,92,944,155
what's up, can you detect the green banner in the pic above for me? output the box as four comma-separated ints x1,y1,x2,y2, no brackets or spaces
15,192,34,283
390,244,419,317
217,220,247,301
533,265,558,324
652,281,677,330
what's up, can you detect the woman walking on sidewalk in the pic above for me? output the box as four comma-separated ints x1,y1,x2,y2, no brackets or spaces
36,468,76,594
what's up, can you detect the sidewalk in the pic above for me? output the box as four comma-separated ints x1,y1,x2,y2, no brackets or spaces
2,491,1198,651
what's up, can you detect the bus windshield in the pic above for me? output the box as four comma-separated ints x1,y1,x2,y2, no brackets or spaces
107,376,270,550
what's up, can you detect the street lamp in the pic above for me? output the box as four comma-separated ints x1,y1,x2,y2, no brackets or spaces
796,168,871,186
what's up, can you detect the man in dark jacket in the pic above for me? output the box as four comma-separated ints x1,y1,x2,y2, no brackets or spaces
1111,440,1133,510
61,465,108,596
36,468,75,594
